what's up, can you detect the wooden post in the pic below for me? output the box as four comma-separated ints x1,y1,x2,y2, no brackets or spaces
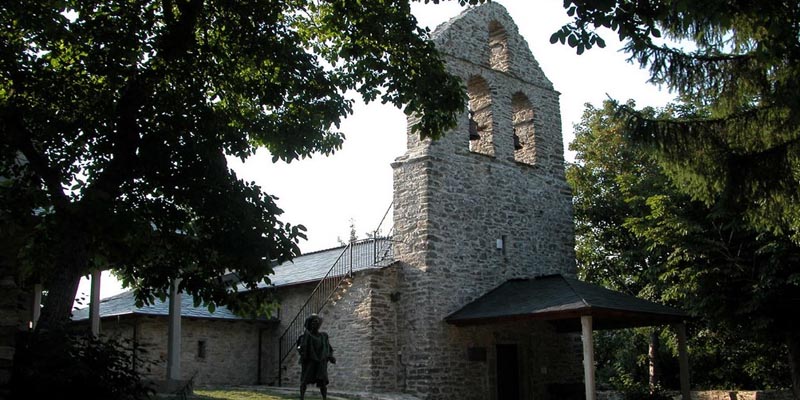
581,315,596,400
649,328,659,392
90,271,101,336
30,283,42,330
166,278,182,382
675,322,690,400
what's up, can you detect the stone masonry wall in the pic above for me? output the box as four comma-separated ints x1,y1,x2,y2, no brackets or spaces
392,3,576,399
99,316,264,386
389,315,584,400
263,283,315,386
272,267,399,392
364,266,400,391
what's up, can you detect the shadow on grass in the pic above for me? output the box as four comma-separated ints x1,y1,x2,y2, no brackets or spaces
190,388,338,400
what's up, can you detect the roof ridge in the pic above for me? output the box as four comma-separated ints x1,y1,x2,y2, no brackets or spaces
559,274,592,309
297,243,347,257
106,290,134,300
294,236,388,258
444,278,516,320
534,273,563,280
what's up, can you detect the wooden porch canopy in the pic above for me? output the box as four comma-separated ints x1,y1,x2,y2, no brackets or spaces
444,274,690,400
444,274,687,330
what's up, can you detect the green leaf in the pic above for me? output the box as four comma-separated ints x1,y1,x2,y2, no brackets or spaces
568,34,578,47
651,27,661,38
6,0,466,328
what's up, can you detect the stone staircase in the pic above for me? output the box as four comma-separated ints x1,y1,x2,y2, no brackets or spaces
276,204,394,386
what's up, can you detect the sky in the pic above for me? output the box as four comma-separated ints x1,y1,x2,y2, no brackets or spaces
76,0,676,304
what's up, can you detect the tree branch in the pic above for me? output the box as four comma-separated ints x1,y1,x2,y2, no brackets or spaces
84,0,206,204
3,107,71,211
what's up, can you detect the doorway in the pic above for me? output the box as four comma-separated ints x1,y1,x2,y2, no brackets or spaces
496,344,520,400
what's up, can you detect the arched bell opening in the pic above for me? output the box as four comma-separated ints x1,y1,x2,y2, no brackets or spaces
467,75,494,156
488,21,510,72
512,92,536,165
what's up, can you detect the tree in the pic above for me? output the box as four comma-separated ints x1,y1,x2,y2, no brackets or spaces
554,2,800,397
553,1,800,238
567,102,672,300
568,100,677,393
0,0,466,330
567,101,798,396
336,218,360,246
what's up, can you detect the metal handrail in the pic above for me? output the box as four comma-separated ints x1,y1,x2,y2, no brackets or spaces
373,201,394,239
277,204,394,385
278,241,351,345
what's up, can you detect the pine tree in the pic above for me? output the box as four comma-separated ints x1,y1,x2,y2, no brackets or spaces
554,1,800,239
568,101,796,393
555,3,800,396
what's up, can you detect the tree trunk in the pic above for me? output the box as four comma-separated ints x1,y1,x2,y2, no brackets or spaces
649,327,660,392
35,230,88,331
788,332,800,400
37,269,83,331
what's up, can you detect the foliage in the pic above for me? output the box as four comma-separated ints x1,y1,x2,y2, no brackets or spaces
594,328,651,390
556,0,800,241
568,102,682,390
567,101,674,303
594,324,791,391
559,2,800,393
336,218,359,246
567,101,797,390
609,369,673,400
689,326,791,390
11,330,154,400
0,0,466,327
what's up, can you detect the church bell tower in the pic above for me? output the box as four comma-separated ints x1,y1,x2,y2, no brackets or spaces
390,3,576,398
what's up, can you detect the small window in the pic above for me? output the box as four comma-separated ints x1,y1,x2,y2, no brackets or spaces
197,340,207,360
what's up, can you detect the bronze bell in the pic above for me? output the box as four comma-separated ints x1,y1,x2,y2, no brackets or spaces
469,111,480,140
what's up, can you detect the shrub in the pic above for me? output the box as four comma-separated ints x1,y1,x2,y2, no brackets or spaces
11,329,154,400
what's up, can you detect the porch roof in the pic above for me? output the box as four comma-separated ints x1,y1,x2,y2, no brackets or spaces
444,274,687,331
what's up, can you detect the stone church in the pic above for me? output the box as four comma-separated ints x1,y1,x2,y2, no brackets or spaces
73,3,689,400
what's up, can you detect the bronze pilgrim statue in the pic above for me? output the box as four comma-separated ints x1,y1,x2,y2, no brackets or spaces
297,314,336,400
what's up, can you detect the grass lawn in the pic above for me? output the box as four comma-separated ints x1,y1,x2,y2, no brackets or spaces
190,387,350,400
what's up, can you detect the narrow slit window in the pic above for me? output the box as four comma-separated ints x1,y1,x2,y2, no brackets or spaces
198,340,207,360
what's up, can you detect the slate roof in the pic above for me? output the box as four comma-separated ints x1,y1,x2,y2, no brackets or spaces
258,238,394,288
71,290,254,321
72,238,394,321
445,275,687,331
